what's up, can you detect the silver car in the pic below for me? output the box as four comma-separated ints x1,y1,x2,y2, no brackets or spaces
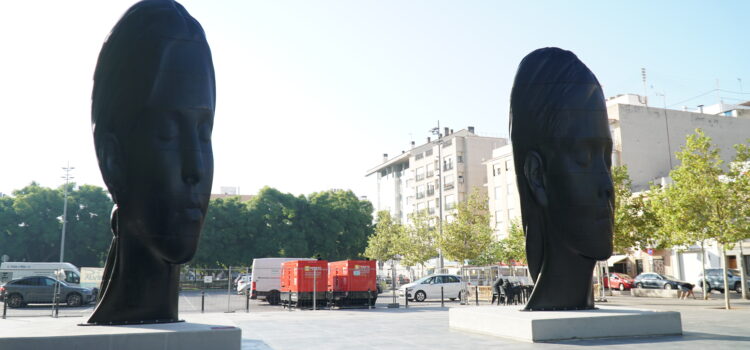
0,276,94,308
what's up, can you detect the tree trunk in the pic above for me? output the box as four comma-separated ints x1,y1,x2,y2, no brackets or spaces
722,245,730,310
701,241,709,300
740,241,748,300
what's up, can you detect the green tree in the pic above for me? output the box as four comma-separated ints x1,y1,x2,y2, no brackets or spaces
498,219,526,275
0,195,17,261
11,182,65,262
364,211,404,262
64,184,113,267
612,165,663,253
195,196,255,267
401,210,438,268
307,189,374,260
651,129,741,307
441,188,493,265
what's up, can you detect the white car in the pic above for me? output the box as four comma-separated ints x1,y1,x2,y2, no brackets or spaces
236,274,252,294
399,274,466,302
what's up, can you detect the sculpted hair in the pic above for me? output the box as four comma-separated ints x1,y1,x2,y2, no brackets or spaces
91,0,215,187
508,47,605,280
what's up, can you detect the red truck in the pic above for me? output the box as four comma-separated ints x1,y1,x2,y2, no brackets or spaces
328,260,377,307
279,260,328,308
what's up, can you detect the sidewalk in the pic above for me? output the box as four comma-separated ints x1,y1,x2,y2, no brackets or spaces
229,294,750,350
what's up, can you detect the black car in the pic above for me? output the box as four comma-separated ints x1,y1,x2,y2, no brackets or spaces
697,268,749,294
633,272,685,290
0,276,94,308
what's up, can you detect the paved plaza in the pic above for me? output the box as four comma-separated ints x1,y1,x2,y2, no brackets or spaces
2,292,749,349
230,294,750,350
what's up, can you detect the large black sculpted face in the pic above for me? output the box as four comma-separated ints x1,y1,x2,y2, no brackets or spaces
541,110,613,260
117,41,214,264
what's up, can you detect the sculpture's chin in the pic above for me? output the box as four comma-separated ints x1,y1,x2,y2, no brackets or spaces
144,234,200,264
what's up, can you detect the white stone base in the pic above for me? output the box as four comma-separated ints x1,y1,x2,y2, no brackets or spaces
449,305,682,342
0,314,241,350
631,288,680,298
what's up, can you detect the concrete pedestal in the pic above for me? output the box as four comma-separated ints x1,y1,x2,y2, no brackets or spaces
449,305,681,342
0,314,241,350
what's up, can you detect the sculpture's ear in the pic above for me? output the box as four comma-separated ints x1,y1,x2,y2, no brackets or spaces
523,151,548,208
99,133,125,202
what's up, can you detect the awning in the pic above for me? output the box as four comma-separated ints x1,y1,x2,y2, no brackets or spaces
606,255,628,267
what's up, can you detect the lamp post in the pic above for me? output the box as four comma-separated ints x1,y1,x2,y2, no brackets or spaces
430,123,444,272
60,163,74,262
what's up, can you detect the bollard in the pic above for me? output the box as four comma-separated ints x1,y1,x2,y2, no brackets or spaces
246,290,250,313
53,282,60,318
441,286,444,308
312,267,317,311
201,290,205,313
475,285,479,306
226,266,232,313
404,288,409,309
2,290,7,319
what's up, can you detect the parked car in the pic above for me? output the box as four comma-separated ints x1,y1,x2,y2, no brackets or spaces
236,274,252,294
399,274,466,302
0,276,94,308
633,272,685,290
697,269,748,294
603,273,634,291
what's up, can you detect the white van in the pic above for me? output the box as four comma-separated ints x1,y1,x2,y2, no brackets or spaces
250,257,315,305
0,262,81,285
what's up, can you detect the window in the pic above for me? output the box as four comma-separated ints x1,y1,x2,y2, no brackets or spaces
415,167,425,181
494,186,503,200
425,149,433,157
415,152,424,160
446,276,460,283
428,200,436,215
457,153,464,163
426,182,435,196
442,139,452,147
416,185,425,199
505,160,512,171
42,277,57,286
493,164,502,176
444,174,454,190
495,210,504,228
443,155,454,171
445,194,456,210
426,163,434,178
416,202,426,213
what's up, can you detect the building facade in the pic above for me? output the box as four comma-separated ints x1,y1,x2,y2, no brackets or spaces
367,127,507,224
485,145,520,240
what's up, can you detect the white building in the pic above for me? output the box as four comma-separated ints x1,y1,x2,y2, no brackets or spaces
367,127,507,224
484,145,520,240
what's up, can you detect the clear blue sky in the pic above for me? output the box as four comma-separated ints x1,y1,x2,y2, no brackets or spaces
1,1,748,200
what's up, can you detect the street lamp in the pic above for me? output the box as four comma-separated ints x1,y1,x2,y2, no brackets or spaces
60,163,74,262
430,123,444,272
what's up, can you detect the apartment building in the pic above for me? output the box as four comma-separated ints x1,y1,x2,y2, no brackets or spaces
366,127,507,224
485,145,520,240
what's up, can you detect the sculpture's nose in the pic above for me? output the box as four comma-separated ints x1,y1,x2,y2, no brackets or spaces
182,133,204,185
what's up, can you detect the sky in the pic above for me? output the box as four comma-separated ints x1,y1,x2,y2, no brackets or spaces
1,1,749,201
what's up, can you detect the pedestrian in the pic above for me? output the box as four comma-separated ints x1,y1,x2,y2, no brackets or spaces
679,282,695,299
491,277,504,305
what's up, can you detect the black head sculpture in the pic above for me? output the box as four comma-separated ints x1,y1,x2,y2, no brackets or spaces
510,48,613,311
87,0,215,324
